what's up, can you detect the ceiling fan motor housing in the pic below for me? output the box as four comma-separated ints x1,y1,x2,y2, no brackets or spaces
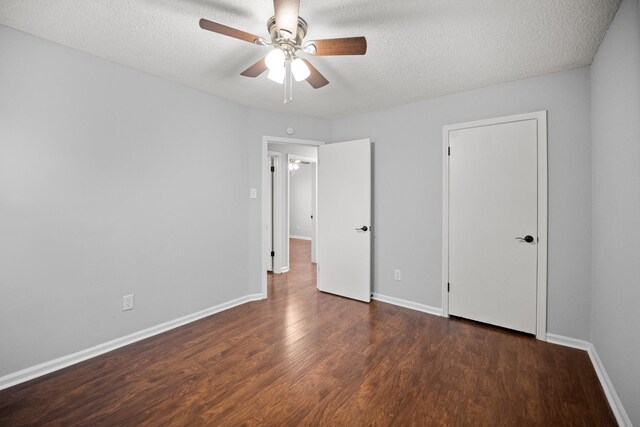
267,15,308,48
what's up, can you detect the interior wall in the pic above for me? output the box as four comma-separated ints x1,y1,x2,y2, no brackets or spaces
0,25,330,377
590,0,640,423
289,164,313,239
332,67,592,340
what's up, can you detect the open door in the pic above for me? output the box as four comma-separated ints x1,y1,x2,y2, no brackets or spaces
317,139,372,302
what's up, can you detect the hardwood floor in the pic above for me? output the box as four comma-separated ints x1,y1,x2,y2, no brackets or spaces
0,238,615,426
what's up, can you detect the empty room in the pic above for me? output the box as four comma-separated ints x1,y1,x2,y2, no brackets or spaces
1,0,638,425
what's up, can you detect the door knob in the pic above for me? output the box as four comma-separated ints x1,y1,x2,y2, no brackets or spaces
356,226,369,232
515,235,535,243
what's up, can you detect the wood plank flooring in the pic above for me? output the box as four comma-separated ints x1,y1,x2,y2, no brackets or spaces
0,238,616,426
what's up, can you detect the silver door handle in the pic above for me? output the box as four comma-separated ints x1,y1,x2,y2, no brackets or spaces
515,235,535,243
356,226,369,232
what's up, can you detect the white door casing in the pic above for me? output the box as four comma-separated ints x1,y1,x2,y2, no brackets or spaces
266,155,274,272
317,139,372,302
442,112,548,339
311,162,317,263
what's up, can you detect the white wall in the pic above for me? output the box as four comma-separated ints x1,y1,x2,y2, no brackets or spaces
333,68,592,340
289,164,313,239
590,0,640,423
0,25,330,377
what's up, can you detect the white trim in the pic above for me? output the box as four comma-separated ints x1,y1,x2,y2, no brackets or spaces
287,153,292,273
0,293,263,391
280,267,290,273
268,151,285,275
266,151,280,273
290,235,312,240
547,334,632,426
546,333,590,350
261,136,324,299
587,343,632,427
372,293,442,317
441,111,548,340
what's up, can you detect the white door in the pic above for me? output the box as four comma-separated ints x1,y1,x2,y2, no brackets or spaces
317,139,371,302
448,119,538,334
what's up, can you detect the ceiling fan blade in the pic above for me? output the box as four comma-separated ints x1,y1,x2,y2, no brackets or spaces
302,59,329,89
240,58,268,78
306,37,367,56
273,0,300,40
199,18,261,44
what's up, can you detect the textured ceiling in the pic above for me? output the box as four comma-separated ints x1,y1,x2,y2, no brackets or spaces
0,0,620,119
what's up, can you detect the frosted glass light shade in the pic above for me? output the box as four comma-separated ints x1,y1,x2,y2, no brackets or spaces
267,66,285,84
291,58,310,81
265,49,285,70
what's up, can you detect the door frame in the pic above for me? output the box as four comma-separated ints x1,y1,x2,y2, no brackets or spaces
441,111,548,340
267,151,283,273
261,136,324,299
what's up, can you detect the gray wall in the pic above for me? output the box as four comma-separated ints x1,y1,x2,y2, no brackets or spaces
333,68,592,340
590,0,640,423
289,164,313,239
0,25,329,377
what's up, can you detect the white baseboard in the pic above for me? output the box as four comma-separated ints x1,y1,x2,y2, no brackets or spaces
289,235,311,241
586,342,632,426
372,293,443,317
0,293,264,391
547,333,631,426
546,333,590,350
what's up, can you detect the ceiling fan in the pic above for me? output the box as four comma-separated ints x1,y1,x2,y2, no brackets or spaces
199,0,367,101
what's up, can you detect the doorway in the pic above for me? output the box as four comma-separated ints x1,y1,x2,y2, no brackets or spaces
288,154,317,261
261,136,324,298
441,111,548,339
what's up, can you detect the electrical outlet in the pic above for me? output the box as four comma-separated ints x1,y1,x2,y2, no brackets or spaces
122,294,134,311
394,269,402,281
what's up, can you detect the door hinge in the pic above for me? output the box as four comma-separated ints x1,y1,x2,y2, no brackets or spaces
448,147,450,156
447,282,450,292
270,166,275,172
270,251,275,257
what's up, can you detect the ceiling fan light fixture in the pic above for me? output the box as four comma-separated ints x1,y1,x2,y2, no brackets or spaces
265,48,285,70
291,58,310,81
267,66,285,84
